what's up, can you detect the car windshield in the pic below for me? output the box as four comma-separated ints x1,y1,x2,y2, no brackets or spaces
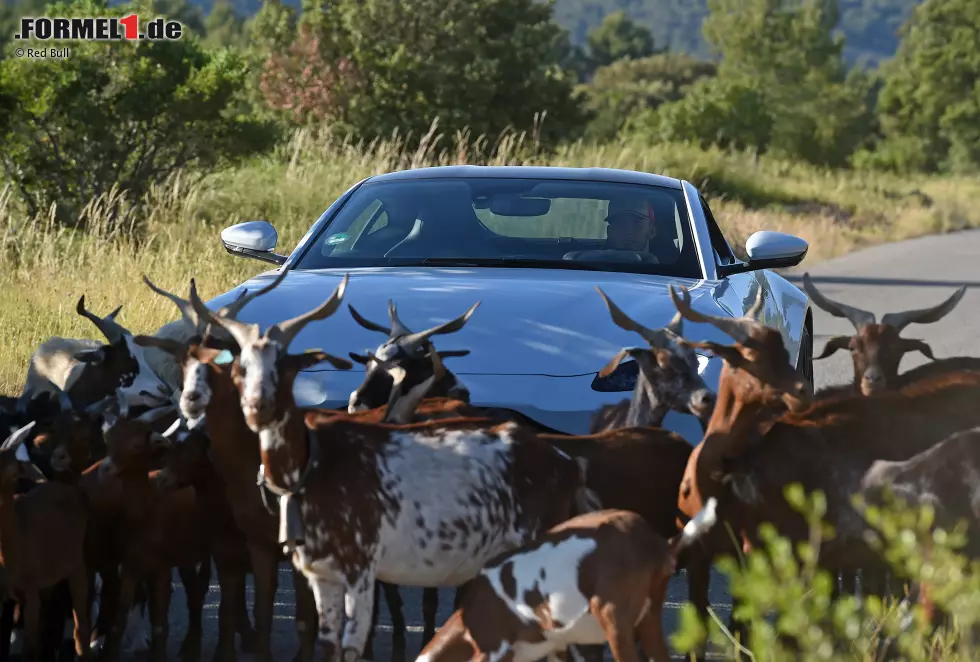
293,176,702,278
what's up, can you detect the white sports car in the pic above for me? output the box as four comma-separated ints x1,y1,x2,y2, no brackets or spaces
208,165,814,444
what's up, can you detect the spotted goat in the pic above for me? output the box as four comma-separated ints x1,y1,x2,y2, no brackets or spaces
416,498,718,662
186,272,601,662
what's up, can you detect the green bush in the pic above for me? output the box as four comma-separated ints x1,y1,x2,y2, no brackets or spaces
672,483,980,661
0,0,277,229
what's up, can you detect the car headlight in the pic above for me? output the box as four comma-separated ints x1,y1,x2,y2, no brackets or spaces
591,352,713,392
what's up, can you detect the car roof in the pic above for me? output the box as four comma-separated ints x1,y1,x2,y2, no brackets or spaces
365,165,684,190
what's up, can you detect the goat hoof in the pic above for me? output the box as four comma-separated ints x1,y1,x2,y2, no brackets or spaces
179,639,203,662
237,628,257,654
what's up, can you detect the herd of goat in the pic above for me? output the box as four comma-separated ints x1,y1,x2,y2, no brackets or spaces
0,266,977,662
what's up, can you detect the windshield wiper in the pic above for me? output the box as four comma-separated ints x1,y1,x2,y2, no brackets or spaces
418,257,602,271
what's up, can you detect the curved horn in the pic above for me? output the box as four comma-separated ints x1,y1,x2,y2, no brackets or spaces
387,301,413,339
814,335,851,360
266,274,349,349
221,268,290,319
880,285,967,333
189,279,261,349
348,304,391,335
664,310,684,337
1,421,36,452
668,285,760,346
399,301,481,347
801,273,876,329
143,275,198,331
595,286,672,348
746,286,765,321
76,295,129,343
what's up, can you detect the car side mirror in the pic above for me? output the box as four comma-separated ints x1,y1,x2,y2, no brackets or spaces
717,231,808,276
220,221,288,266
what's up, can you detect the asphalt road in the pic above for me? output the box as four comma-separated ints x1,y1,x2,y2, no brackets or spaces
125,230,980,661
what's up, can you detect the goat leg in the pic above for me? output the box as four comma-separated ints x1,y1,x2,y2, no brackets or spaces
101,567,138,662
210,560,242,662
234,571,257,654
420,587,438,651
20,590,40,662
381,583,406,662
178,563,209,662
68,569,91,661
0,598,15,662
683,549,712,662
635,574,672,662
291,565,317,662
148,571,171,662
245,542,277,662
363,584,379,661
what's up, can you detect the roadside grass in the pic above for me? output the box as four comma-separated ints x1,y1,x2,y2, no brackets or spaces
2,126,979,394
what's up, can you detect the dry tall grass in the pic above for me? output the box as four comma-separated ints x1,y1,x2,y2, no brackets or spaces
2,126,979,394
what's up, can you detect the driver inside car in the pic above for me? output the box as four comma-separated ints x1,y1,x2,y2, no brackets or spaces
602,197,658,255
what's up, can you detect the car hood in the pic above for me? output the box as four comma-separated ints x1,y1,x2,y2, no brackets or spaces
205,266,730,377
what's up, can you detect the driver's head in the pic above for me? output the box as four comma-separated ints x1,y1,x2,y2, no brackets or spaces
605,196,656,251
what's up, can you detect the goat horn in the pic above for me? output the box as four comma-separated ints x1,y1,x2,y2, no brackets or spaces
801,273,876,329
348,303,392,335
222,268,290,318
143,275,199,332
265,274,349,350
664,310,684,337
189,279,261,350
880,285,967,333
1,421,36,452
668,285,760,346
76,295,130,343
746,286,765,321
595,286,672,348
387,300,413,339
399,301,481,347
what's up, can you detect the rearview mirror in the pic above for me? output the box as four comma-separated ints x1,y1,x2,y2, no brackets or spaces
220,221,288,266
475,194,552,217
718,231,808,276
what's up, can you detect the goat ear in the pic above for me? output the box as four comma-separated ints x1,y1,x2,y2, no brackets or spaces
597,347,646,378
815,335,851,360
133,335,185,357
900,338,936,360
678,339,745,368
286,350,353,372
348,352,370,365
73,347,106,364
437,350,471,359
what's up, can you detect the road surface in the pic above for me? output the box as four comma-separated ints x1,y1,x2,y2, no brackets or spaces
143,230,980,660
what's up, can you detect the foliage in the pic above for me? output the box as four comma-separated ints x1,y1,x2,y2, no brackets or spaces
578,52,717,141
672,483,980,660
258,25,362,129
549,0,922,66
640,0,875,167
269,0,586,146
858,0,980,174
202,0,247,48
0,0,277,229
584,10,660,70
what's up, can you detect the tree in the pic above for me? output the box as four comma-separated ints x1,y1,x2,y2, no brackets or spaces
868,0,980,173
0,0,277,227
281,0,586,146
579,53,717,140
203,0,247,48
652,0,874,166
585,10,659,69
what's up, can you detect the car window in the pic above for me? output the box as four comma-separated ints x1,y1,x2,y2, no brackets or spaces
294,176,702,279
700,195,736,265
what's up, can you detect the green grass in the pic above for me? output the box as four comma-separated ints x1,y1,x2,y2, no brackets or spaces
2,125,980,394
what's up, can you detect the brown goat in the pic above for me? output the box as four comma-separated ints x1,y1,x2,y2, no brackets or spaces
0,422,90,662
669,284,980,647
416,499,718,662
134,274,319,662
802,273,968,397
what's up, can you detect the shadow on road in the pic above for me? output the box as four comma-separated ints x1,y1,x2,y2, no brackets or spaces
782,274,980,289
